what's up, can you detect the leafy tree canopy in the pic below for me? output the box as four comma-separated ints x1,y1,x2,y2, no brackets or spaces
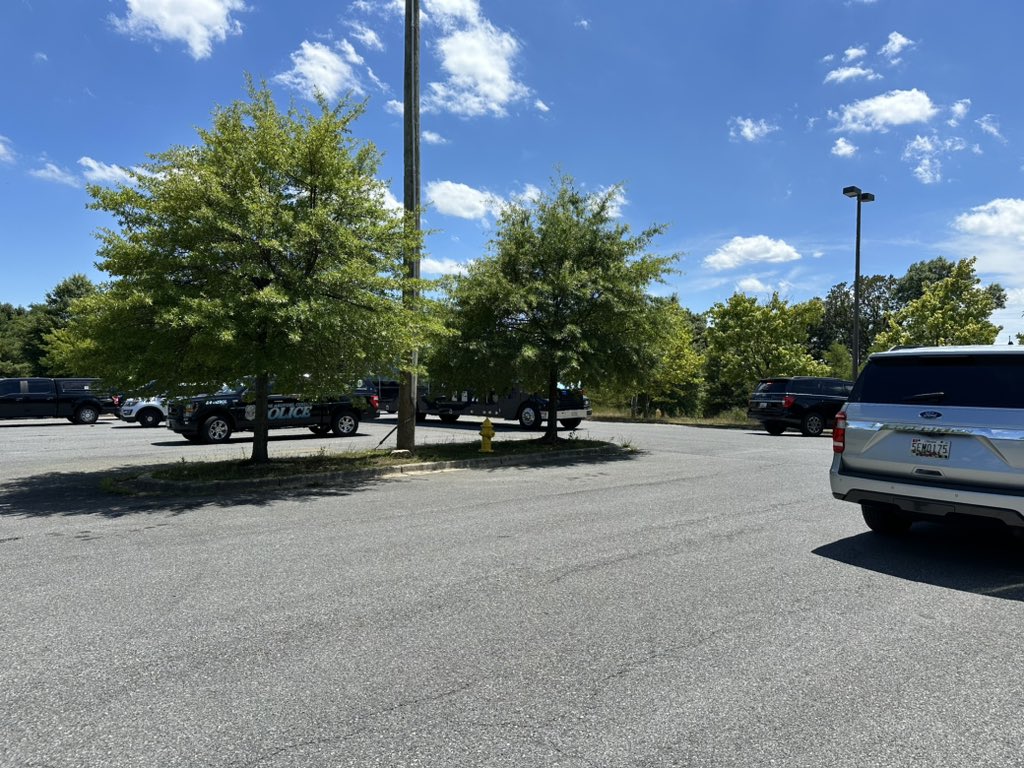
703,293,828,413
48,79,436,461
874,257,1000,350
427,172,676,441
20,274,98,376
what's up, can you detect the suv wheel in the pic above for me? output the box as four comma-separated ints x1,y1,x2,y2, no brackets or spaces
800,412,825,437
137,408,162,428
764,421,786,436
861,503,913,535
202,415,232,443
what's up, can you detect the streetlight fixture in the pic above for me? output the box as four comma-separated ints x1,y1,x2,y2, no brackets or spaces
843,185,875,376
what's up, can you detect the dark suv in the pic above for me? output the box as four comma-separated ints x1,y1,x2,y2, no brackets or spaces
747,376,853,436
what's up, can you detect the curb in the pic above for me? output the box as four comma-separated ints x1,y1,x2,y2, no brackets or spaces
129,445,628,495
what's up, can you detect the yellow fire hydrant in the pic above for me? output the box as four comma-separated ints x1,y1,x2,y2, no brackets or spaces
479,418,496,453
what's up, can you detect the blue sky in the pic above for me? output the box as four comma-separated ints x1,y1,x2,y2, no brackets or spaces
3,0,1023,340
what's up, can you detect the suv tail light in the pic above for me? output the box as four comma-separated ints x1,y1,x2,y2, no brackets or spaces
370,394,379,411
782,395,796,408
832,412,846,453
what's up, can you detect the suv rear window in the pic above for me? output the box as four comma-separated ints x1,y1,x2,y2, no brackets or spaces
852,355,1024,408
754,380,790,394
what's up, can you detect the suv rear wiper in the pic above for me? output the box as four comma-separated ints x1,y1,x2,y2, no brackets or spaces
901,391,945,403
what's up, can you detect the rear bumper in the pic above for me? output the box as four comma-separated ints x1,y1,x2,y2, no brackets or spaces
830,463,1024,528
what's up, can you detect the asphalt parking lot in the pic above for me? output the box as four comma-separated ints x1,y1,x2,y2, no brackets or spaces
3,417,1024,767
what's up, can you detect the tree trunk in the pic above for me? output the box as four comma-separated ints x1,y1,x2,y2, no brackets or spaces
542,366,560,443
250,371,270,463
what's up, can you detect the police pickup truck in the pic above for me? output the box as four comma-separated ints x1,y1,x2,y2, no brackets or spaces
0,377,120,424
417,386,591,429
166,382,379,443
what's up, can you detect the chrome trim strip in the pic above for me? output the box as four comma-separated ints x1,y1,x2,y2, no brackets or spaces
845,420,1024,440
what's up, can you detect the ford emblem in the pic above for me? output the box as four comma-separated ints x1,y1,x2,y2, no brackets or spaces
919,410,942,419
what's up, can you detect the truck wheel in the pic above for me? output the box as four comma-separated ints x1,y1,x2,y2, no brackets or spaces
332,410,359,437
439,413,460,424
137,408,163,428
518,405,540,429
74,405,99,425
559,418,582,429
202,415,232,443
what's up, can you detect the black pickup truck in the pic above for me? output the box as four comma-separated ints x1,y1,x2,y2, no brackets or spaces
166,382,379,443
0,377,120,424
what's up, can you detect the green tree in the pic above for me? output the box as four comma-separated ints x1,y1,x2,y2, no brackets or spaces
0,302,31,376
703,293,829,413
810,275,897,363
874,257,1000,349
893,256,1006,310
587,298,704,417
428,173,676,442
19,274,98,375
49,81,433,462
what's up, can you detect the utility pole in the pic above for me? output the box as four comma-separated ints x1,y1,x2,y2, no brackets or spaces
397,0,420,451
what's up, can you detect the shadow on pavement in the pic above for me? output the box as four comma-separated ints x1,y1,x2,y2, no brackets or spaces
0,450,636,520
814,522,1024,602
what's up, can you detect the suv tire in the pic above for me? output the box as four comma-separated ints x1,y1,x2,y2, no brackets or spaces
332,410,359,436
518,404,540,429
137,407,163,428
800,412,825,437
861,503,913,535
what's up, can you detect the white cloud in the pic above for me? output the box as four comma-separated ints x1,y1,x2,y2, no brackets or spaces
34,52,48,62
348,22,384,51
512,183,542,205
425,0,481,25
976,114,1006,142
879,31,914,61
843,46,867,62
832,88,938,132
901,134,968,185
29,162,79,187
385,99,404,115
337,39,364,66
832,137,857,157
954,199,1024,241
575,18,591,30
737,276,771,293
79,157,133,185
821,53,835,63
824,66,881,84
728,117,779,142
420,256,469,275
422,130,448,145
426,179,503,220
377,185,403,213
110,0,246,60
704,235,801,271
947,98,971,127
0,136,14,164
275,41,363,100
423,18,530,117
534,99,550,113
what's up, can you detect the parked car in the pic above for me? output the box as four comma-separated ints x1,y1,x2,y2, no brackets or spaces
0,377,119,424
747,376,853,436
118,396,167,428
830,345,1024,535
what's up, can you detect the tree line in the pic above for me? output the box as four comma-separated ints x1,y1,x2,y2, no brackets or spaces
0,82,1012,459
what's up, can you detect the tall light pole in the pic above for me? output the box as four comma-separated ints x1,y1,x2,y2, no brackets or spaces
397,0,420,451
843,185,874,377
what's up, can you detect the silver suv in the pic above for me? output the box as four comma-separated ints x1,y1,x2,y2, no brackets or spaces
829,345,1024,535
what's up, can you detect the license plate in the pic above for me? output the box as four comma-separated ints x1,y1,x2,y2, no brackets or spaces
911,437,950,459
759,402,768,409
